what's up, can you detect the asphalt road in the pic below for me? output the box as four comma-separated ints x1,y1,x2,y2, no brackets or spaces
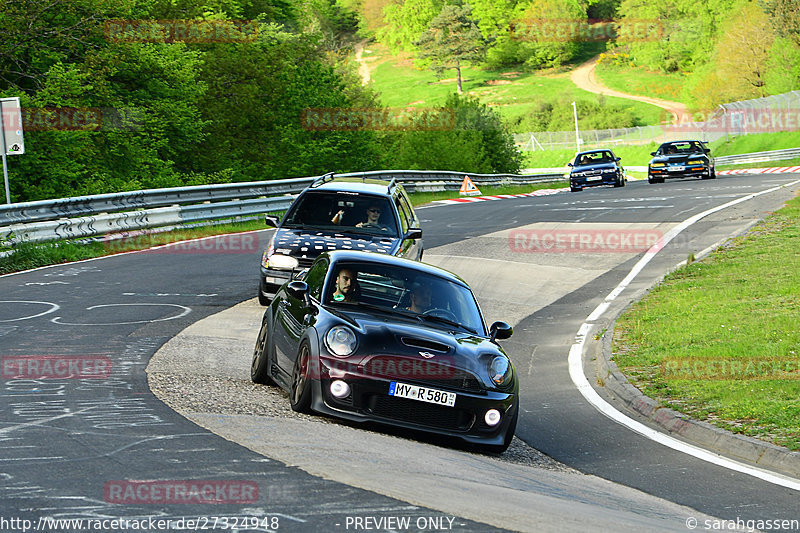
1,174,799,532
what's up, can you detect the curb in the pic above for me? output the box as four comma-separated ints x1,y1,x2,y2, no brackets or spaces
590,307,800,480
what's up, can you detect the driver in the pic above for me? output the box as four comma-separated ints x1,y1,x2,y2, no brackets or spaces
356,203,385,229
332,267,357,302
406,282,432,313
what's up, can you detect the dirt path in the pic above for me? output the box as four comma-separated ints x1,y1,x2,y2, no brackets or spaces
354,39,371,85
571,56,690,124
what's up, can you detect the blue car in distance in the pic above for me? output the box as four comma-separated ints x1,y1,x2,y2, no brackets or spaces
568,149,626,192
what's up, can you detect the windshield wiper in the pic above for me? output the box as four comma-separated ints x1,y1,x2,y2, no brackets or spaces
415,314,478,335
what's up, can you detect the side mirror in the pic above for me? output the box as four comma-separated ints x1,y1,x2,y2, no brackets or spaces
650,152,656,156
704,148,710,154
567,162,573,167
406,228,423,240
265,215,280,228
287,280,309,303
489,321,513,342
615,157,621,162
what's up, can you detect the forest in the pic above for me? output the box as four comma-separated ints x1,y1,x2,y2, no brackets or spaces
1,0,797,201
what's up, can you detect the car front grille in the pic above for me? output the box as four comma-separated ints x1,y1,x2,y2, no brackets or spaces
295,257,315,269
363,356,483,392
367,395,473,431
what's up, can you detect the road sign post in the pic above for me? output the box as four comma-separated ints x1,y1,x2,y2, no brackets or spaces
1,97,25,204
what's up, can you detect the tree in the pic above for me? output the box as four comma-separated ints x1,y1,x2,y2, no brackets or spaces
414,4,486,94
378,0,443,52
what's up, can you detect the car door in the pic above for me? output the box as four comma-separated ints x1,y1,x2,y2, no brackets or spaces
273,259,329,374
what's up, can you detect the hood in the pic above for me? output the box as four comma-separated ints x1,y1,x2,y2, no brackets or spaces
272,227,399,261
330,308,501,365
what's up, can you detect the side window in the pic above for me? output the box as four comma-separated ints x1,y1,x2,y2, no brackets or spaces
398,192,417,228
305,259,329,301
395,197,410,233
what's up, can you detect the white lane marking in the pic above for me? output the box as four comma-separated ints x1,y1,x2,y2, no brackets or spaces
548,206,674,211
51,303,191,326
569,178,800,491
0,301,60,322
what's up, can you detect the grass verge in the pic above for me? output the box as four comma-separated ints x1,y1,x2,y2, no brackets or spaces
0,219,266,275
612,193,800,450
0,182,567,275
365,44,664,130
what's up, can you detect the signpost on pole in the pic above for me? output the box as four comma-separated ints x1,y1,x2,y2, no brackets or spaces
1,97,25,205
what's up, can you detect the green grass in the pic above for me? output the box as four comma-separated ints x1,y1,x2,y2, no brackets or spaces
522,143,660,168
613,194,800,450
710,131,800,156
0,219,267,274
594,59,690,106
365,44,665,131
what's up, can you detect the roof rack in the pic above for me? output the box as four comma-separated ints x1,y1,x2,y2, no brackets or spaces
310,172,335,188
387,177,397,192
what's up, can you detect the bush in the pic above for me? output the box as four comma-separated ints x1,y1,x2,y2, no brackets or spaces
385,93,522,173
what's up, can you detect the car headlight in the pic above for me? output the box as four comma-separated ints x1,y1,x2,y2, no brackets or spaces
688,160,704,164
650,163,665,168
326,326,357,357
267,254,299,270
489,356,512,386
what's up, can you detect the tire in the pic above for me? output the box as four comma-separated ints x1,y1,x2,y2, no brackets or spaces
482,399,518,454
570,186,581,192
251,320,276,385
258,278,270,306
613,175,625,187
289,343,313,413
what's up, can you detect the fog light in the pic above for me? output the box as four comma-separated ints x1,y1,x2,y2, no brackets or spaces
484,409,502,426
330,380,350,399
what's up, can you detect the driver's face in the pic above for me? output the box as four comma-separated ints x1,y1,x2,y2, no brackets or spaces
411,286,432,308
336,269,355,294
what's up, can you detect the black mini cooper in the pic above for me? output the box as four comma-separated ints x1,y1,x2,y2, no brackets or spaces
648,140,716,183
251,250,518,453
567,149,626,192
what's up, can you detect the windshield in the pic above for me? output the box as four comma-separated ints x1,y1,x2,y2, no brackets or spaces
325,261,486,336
283,191,399,236
574,151,614,166
659,141,704,155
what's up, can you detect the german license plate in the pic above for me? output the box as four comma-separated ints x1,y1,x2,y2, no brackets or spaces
669,166,685,171
586,176,602,181
389,382,456,407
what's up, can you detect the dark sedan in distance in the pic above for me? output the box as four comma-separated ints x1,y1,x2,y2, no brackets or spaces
251,250,519,453
648,140,716,183
567,149,626,191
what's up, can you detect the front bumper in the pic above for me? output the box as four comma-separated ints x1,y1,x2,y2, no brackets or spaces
570,173,619,188
649,165,712,180
309,356,517,446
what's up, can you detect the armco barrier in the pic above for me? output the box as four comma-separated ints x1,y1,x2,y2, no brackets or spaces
0,170,563,245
